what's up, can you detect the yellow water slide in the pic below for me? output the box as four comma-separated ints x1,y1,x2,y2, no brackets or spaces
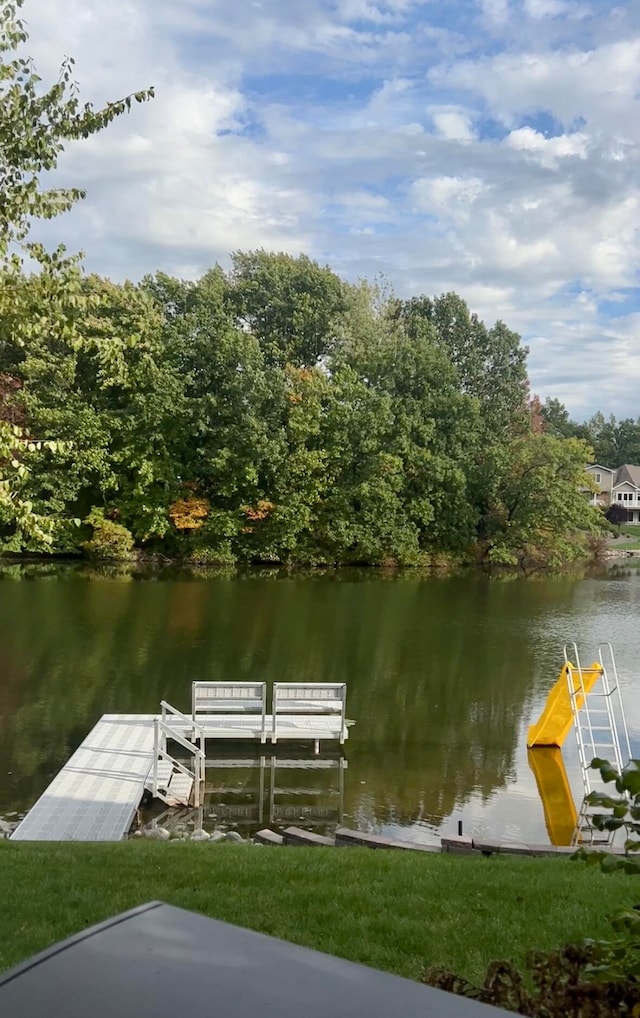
527,747,578,846
527,661,603,748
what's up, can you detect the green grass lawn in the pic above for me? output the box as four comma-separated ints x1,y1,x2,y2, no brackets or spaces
618,524,640,536
0,842,636,984
608,523,640,549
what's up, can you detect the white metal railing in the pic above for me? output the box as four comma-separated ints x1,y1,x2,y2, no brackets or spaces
563,642,631,796
161,699,206,755
597,643,631,769
152,701,206,808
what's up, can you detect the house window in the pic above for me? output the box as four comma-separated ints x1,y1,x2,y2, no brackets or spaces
595,472,601,483
618,493,623,501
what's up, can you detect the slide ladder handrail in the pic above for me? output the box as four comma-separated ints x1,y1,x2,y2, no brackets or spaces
597,642,632,771
563,642,598,793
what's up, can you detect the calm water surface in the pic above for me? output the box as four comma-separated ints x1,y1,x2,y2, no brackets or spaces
1,564,639,844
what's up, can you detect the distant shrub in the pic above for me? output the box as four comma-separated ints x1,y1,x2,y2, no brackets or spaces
83,508,135,561
168,497,210,531
606,503,629,527
183,543,236,566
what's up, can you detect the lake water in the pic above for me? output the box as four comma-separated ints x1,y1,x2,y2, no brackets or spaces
1,563,639,844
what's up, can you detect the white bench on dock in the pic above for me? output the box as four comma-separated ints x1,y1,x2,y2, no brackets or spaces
157,682,350,750
272,683,347,752
191,681,267,743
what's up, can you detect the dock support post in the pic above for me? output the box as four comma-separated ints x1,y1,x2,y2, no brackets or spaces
152,719,159,799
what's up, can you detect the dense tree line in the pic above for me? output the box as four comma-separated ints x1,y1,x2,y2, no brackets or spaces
0,0,602,571
540,400,640,469
0,256,602,569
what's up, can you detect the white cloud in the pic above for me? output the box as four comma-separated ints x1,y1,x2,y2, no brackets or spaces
524,0,585,18
410,175,484,219
430,106,475,141
18,0,640,419
524,0,566,17
440,40,640,134
505,126,588,166
480,0,510,25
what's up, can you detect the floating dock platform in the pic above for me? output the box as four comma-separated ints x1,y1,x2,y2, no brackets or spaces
11,682,350,842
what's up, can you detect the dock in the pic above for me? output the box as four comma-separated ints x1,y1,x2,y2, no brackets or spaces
11,681,350,842
11,715,157,842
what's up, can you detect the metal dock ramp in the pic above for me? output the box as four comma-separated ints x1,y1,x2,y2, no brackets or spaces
11,715,157,842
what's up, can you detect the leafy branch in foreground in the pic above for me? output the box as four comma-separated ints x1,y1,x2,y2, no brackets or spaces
0,0,154,253
574,758,640,874
0,0,153,547
425,944,640,1017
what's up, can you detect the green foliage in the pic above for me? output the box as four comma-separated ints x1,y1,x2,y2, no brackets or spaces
425,944,640,1016
0,421,75,550
0,0,153,253
569,759,640,994
393,291,529,438
539,402,640,470
0,0,153,550
83,508,134,561
228,250,347,368
476,434,603,573
574,759,640,873
1,254,604,566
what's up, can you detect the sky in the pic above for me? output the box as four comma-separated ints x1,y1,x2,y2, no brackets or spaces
23,0,640,420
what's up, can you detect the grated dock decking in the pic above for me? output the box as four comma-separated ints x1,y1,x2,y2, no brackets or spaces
11,715,157,842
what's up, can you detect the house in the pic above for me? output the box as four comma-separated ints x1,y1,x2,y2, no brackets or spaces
586,463,640,523
585,465,615,507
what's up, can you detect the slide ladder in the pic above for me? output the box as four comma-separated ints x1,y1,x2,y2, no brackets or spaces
564,642,632,845
564,642,631,794
528,643,631,846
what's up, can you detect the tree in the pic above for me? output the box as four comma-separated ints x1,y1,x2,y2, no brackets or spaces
228,250,348,368
144,268,282,561
0,0,153,253
0,0,153,549
393,292,529,437
476,434,603,572
540,397,573,438
581,413,640,469
317,284,480,563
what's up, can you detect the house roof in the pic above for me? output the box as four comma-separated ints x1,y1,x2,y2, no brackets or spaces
614,464,640,489
587,464,615,473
